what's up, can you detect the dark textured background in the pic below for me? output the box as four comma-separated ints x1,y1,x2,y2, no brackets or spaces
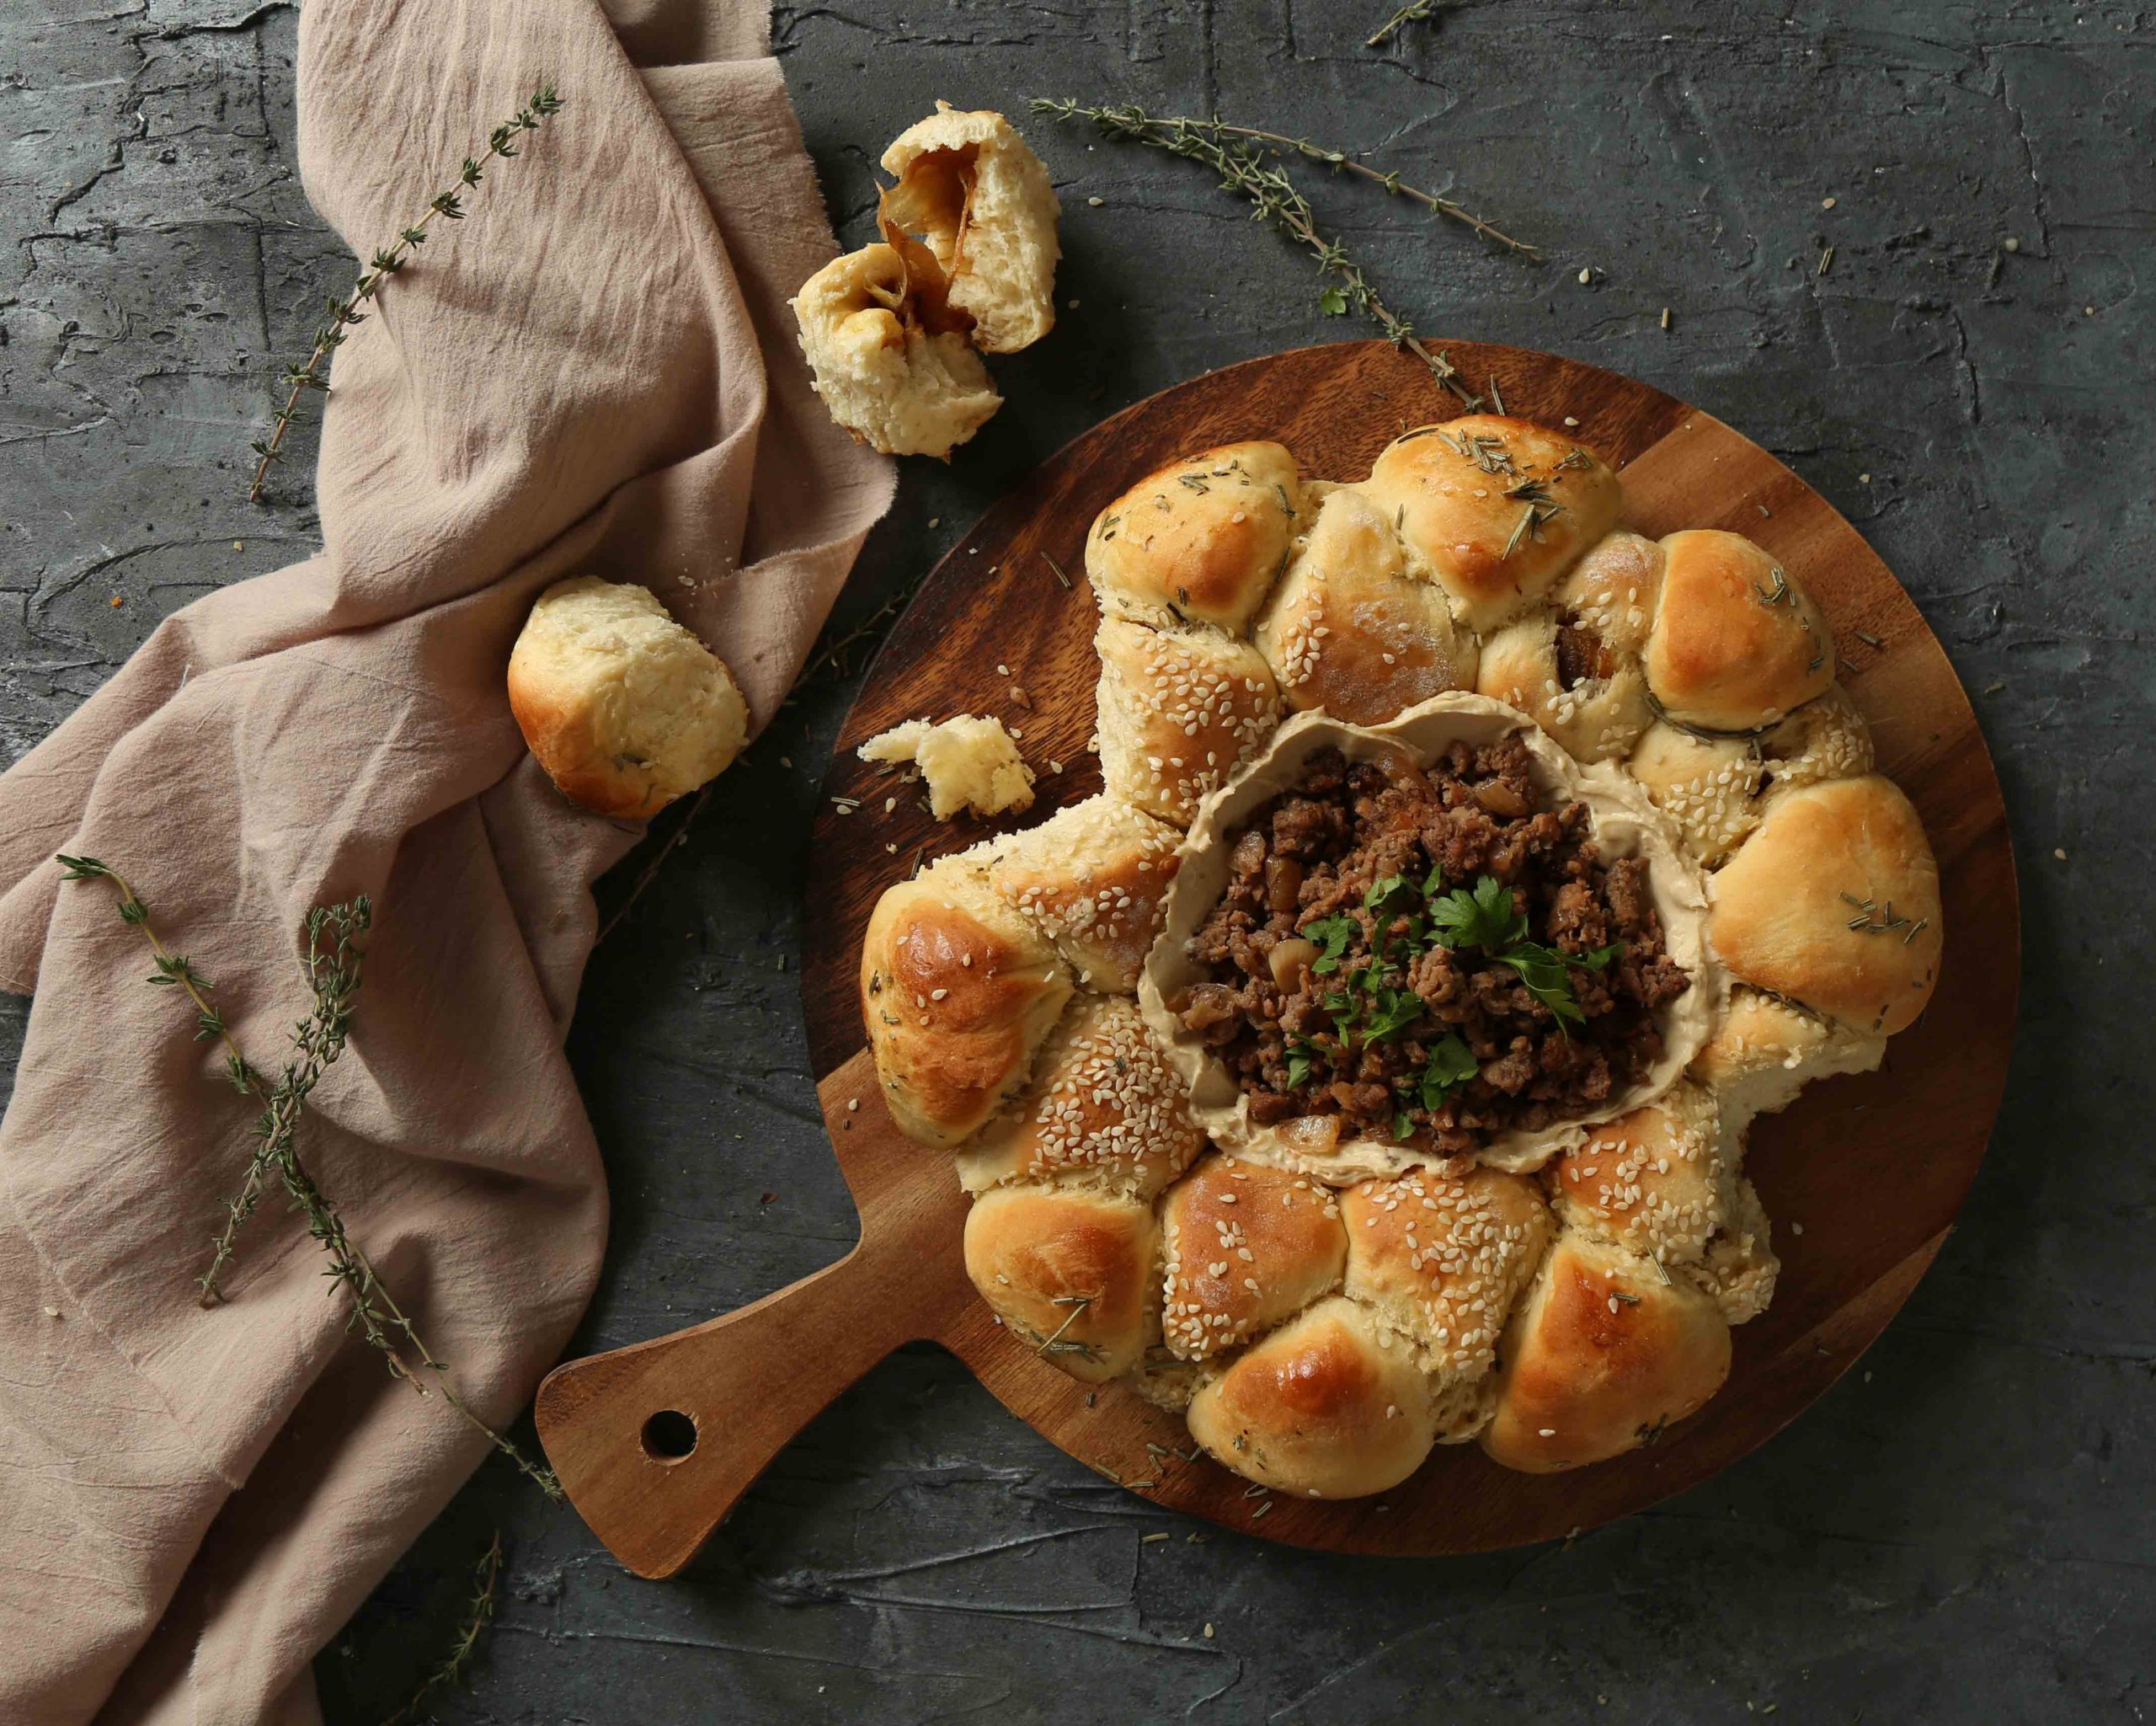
4,2,2149,1720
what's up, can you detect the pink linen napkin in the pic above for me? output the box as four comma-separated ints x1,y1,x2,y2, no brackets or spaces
0,1,890,1718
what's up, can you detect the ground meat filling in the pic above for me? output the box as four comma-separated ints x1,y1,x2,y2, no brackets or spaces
1177,739,1691,1156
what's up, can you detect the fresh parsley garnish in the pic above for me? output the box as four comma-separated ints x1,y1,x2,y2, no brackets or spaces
1392,1109,1417,1141
1364,874,1411,911
1429,874,1527,952
1303,912,1358,975
1284,1039,1318,1087
1499,942,1588,1026
1580,942,1624,970
1362,986,1425,1045
1417,1034,1478,1109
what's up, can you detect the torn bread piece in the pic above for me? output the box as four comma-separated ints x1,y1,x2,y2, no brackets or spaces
860,714,1036,820
791,243,1001,458
880,102,1060,355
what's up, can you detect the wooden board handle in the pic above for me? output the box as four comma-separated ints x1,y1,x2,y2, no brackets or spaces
536,1077,972,1579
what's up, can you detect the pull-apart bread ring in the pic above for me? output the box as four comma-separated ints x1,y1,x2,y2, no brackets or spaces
855,413,1945,1499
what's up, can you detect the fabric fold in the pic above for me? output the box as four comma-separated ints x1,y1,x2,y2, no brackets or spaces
0,1,890,1719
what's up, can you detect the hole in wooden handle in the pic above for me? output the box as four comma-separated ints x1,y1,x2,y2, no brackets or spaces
640,1408,698,1462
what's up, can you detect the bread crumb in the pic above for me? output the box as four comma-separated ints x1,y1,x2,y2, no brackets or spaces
858,714,1036,820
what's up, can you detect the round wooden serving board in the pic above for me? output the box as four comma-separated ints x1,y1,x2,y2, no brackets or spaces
536,341,2019,1579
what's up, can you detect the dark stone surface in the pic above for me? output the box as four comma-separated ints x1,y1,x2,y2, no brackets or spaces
3,1,2150,1719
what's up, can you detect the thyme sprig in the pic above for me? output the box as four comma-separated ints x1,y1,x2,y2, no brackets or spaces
1035,98,1528,404
381,1531,504,1726
1369,3,1441,49
56,855,561,1499
248,83,563,501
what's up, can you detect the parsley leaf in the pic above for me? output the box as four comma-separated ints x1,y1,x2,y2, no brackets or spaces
1364,874,1411,911
1392,1109,1417,1141
1429,874,1528,952
1422,862,1445,899
1362,986,1425,1045
1303,912,1358,975
1417,1034,1479,1110
1499,942,1588,1025
1579,942,1625,970
1284,1039,1317,1087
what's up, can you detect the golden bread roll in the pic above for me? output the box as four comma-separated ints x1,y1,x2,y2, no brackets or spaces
1629,683,1875,865
1706,774,1942,1035
1358,415,1623,633
790,243,1001,458
1187,1296,1438,1498
1480,1232,1732,1472
983,794,1182,991
1476,530,1662,761
1688,985,1886,1129
1689,1176,1779,1324
1093,616,1281,824
1086,443,1305,633
507,576,750,820
878,104,1059,355
1161,1155,1348,1361
862,855,1072,1146
956,997,1202,1200
963,1186,1156,1381
1255,487,1479,724
1340,1165,1551,1387
1644,531,1833,733
1547,1083,1734,1269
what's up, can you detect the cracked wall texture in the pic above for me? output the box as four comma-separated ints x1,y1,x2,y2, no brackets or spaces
3,1,2151,1722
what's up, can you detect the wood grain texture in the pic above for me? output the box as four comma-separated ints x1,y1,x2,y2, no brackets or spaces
538,340,2017,1574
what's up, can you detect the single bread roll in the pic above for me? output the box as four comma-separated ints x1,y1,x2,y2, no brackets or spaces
1358,416,1623,633
1161,1155,1348,1361
1689,985,1886,1130
1187,1296,1438,1498
508,575,749,819
1547,1083,1735,1269
860,714,1035,819
1629,683,1875,866
1645,531,1833,733
792,243,1001,457
1476,530,1662,761
1341,1166,1552,1431
1256,487,1479,724
879,103,1059,355
1087,443,1305,634
982,794,1181,991
1094,617,1281,824
956,997,1203,1200
1480,1232,1732,1472
963,1186,1156,1381
1706,774,1942,1035
861,854,1072,1146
